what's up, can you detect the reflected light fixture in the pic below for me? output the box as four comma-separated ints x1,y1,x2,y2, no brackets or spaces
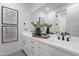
46,7,50,11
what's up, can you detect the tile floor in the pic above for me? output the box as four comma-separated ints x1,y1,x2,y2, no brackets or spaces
9,50,27,56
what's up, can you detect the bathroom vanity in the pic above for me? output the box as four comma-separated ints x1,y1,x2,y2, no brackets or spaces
20,4,79,56
22,32,79,56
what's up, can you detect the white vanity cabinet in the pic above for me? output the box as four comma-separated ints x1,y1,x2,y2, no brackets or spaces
22,34,75,56
22,35,39,56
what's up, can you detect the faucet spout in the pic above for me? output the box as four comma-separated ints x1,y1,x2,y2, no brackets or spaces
61,32,65,40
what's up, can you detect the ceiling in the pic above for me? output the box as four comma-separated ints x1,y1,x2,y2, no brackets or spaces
20,3,76,13
36,3,71,12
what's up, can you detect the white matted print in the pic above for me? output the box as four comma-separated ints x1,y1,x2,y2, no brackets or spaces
2,6,18,25
2,26,18,43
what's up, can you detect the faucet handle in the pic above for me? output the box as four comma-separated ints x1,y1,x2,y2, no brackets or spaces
58,36,60,40
67,37,71,41
65,32,70,36
61,32,64,36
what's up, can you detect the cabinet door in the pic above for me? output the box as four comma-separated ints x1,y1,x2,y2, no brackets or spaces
39,42,74,56
30,39,34,56
39,42,55,56
30,39,39,56
22,35,29,55
33,40,39,56
22,35,32,56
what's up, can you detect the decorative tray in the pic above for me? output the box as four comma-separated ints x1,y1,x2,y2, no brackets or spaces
32,35,48,39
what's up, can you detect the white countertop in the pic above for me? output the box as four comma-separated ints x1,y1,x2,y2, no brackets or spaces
22,32,79,56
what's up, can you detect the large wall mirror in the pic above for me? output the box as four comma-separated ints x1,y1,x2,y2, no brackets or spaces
31,3,79,37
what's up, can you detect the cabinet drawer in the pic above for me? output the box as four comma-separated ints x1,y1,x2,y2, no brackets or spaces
30,50,34,56
31,40,39,56
39,42,54,53
39,48,55,56
24,36,31,41
39,42,50,49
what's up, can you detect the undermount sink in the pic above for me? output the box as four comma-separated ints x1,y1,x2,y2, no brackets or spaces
48,35,79,43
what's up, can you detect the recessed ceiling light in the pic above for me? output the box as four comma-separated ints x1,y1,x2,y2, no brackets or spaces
46,8,50,11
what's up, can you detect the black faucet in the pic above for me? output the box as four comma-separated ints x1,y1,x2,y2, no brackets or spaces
61,32,70,41
58,36,60,40
67,37,70,41
65,32,70,36
61,32,65,40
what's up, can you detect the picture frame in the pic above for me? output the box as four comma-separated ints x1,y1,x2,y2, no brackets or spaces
2,26,18,43
2,6,18,25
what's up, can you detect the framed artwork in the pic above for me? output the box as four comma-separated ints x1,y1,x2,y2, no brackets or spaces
2,6,18,25
2,26,18,43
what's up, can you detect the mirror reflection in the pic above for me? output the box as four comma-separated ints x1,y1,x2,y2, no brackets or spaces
31,3,79,37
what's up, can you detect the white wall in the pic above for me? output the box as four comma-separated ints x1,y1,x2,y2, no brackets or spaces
66,4,79,37
0,3,32,55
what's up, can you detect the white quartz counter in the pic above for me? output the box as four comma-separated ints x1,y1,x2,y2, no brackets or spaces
22,32,79,56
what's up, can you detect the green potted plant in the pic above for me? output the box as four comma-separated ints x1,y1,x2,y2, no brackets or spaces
31,20,52,35
31,21,45,36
